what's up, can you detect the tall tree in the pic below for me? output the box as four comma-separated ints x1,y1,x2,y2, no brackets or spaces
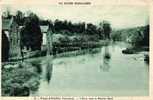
54,19,63,32
20,12,42,51
98,22,104,39
102,21,112,39
86,23,97,35
143,25,149,46
15,10,24,25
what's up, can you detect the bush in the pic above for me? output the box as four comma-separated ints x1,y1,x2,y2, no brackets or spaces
2,62,40,96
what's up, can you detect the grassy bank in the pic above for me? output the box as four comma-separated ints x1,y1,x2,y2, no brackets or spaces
9,39,109,62
2,62,41,96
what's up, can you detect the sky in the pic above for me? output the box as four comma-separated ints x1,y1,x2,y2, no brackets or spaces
2,5,149,29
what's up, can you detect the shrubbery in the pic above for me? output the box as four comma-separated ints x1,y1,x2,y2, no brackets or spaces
2,62,40,96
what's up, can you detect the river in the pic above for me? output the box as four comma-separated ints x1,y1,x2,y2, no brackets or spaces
31,42,149,96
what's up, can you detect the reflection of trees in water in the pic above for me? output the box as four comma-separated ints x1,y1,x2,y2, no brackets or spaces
100,58,110,72
100,46,111,72
45,63,53,83
31,57,53,83
144,54,149,66
31,60,42,74
42,56,53,84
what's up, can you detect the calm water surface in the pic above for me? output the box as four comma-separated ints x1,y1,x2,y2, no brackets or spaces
31,42,149,96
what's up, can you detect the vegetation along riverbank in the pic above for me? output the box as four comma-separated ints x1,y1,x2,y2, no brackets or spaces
2,8,149,96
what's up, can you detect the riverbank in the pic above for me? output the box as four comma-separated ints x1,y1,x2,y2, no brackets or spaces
122,46,149,54
2,62,41,96
9,40,110,62
122,45,149,64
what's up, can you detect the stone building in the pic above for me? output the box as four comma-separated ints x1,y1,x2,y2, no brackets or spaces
40,25,49,46
2,17,53,59
2,16,20,58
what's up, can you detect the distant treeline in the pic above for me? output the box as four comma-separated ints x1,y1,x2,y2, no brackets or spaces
111,25,149,46
3,10,112,39
45,19,111,39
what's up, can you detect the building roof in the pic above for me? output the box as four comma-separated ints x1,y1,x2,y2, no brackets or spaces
2,17,14,30
40,25,49,33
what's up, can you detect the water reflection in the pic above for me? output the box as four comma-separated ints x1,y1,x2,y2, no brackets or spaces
100,46,111,72
41,56,53,84
100,59,110,72
31,60,42,73
45,62,53,83
32,42,149,96
144,54,149,65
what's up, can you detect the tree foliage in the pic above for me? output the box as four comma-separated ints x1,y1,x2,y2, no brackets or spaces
20,13,42,51
111,25,149,47
15,11,24,25
14,10,112,39
102,21,112,39
143,25,149,46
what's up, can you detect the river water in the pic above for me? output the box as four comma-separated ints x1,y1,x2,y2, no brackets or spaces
31,42,149,96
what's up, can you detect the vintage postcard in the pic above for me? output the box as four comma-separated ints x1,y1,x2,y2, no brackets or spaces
0,0,152,100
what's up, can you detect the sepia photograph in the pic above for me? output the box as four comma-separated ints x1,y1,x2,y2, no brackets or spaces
1,5,149,96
